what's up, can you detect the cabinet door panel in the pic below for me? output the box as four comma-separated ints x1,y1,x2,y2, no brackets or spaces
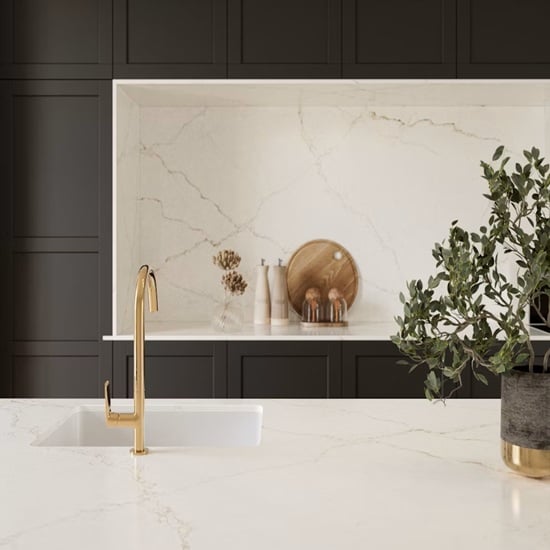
2,80,112,397
13,95,99,237
13,356,98,398
354,356,428,398
343,0,456,78
114,0,227,77
0,0,112,78
343,342,467,398
113,342,227,398
228,342,342,398
229,0,341,78
458,0,550,77
13,253,99,342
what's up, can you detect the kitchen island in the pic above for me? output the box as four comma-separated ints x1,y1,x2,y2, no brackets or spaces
1,399,549,549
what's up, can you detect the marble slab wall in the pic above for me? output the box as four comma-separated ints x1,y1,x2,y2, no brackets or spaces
116,89,140,332
116,99,546,333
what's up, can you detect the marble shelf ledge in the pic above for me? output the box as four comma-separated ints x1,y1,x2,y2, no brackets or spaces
103,321,398,341
103,322,550,342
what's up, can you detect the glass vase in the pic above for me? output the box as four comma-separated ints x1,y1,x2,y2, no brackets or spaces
212,294,243,333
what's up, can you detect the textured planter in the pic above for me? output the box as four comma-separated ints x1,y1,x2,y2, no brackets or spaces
501,367,550,477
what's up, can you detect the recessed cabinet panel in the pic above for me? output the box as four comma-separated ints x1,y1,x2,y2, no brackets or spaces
127,0,214,63
13,95,99,238
114,0,227,77
228,342,342,398
114,342,227,398
469,373,500,398
13,356,98,398
229,0,341,77
343,342,436,398
13,253,99,342
355,356,428,398
458,0,550,77
14,0,99,63
241,356,328,398
0,0,112,78
126,356,215,398
343,0,456,78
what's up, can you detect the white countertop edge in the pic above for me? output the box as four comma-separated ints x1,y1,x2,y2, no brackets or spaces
102,323,550,342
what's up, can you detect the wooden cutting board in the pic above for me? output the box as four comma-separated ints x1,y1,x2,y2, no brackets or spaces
286,239,359,316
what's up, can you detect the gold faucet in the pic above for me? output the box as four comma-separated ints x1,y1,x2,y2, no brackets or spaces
104,265,158,455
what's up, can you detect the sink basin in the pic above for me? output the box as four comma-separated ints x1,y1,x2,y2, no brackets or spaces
35,404,263,448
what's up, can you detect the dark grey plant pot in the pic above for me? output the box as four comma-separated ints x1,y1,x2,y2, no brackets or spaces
501,366,550,477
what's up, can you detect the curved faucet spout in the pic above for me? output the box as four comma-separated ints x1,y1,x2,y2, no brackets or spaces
147,270,158,313
104,265,158,455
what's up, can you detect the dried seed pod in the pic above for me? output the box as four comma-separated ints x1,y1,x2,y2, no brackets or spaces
213,249,241,271
222,270,248,296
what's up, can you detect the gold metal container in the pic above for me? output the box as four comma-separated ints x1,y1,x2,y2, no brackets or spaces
501,440,550,478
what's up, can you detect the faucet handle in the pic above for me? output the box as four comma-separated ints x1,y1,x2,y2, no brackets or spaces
104,380,112,416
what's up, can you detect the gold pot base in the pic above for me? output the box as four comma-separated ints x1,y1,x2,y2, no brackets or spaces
501,439,550,478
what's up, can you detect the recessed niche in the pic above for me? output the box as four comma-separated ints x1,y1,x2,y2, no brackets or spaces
113,80,550,335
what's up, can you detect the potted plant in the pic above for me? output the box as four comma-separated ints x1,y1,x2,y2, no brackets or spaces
392,146,550,477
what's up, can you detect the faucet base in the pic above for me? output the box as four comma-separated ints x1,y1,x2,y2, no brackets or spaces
130,448,149,456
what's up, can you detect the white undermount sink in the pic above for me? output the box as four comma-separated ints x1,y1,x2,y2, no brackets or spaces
35,404,263,448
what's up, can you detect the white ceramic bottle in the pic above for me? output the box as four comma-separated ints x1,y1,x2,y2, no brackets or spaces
270,259,289,326
253,259,271,325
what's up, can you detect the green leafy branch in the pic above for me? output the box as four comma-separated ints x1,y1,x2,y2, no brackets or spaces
392,146,550,400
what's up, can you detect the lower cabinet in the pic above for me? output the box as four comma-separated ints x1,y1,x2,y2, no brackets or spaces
461,361,501,399
38,338,534,399
112,341,226,398
228,341,342,398
343,342,427,398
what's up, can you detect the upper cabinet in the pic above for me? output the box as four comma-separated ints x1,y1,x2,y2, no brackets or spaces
2,1,549,80
114,0,227,77
343,0,457,78
458,0,550,77
0,0,112,79
228,0,342,78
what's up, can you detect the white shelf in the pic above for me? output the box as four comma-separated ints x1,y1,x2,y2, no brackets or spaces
103,321,398,341
103,322,550,342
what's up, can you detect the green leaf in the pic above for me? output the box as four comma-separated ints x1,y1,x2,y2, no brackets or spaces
474,372,488,386
492,146,505,161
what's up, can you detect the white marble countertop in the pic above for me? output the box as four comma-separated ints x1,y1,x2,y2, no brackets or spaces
2,398,550,549
103,322,550,341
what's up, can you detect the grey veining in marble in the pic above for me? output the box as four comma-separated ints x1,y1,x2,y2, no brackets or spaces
3,398,550,550
115,84,547,333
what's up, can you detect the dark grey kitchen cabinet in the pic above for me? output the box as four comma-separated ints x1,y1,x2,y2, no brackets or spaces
343,0,457,78
228,342,342,398
1,80,112,397
114,0,227,78
468,343,550,399
228,0,342,78
458,0,550,78
343,342,432,398
0,0,112,79
465,371,501,398
112,342,227,398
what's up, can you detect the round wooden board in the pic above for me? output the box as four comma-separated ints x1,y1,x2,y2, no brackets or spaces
286,239,359,316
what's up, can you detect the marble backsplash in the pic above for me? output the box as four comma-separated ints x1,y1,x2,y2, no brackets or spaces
116,92,546,333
